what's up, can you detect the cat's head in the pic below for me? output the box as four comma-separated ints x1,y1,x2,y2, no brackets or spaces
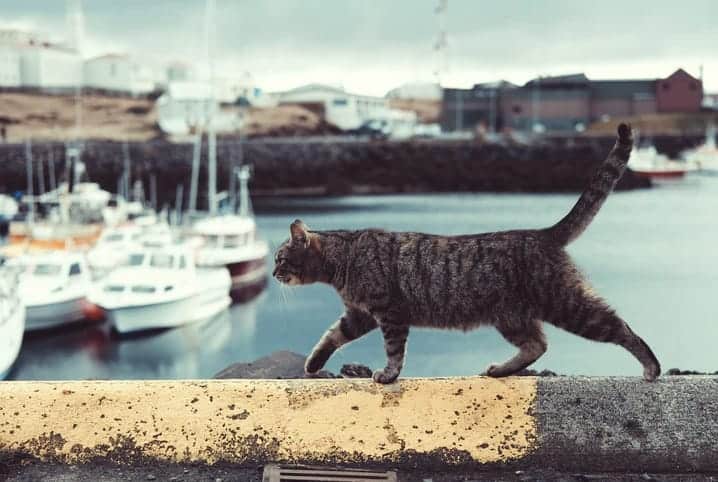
272,219,324,286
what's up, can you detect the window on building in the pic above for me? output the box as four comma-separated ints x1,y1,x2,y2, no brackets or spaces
690,82,698,91
662,82,671,91
333,98,348,106
69,263,82,276
110,63,117,76
512,105,522,114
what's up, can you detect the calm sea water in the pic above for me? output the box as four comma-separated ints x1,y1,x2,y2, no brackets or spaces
9,175,718,380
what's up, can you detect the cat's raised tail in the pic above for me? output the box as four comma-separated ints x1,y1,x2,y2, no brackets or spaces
547,123,633,246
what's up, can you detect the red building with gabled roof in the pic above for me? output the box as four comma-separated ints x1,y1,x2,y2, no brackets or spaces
656,68,703,113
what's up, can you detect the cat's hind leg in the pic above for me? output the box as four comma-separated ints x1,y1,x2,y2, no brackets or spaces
305,308,377,375
550,295,660,381
485,320,547,377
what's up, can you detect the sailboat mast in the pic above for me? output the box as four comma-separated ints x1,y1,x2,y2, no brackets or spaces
189,131,202,213
205,0,218,215
237,165,251,217
122,141,131,200
25,139,35,224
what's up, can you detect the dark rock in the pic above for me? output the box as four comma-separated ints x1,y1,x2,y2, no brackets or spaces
213,351,336,380
340,363,373,378
666,368,710,376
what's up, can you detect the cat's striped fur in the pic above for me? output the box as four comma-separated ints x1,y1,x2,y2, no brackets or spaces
273,124,660,383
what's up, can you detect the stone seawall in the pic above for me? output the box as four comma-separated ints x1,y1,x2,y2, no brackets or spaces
0,136,659,208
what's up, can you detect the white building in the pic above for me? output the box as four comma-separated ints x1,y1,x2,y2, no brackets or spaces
278,84,393,131
0,45,21,87
84,54,155,96
18,44,82,90
278,83,419,132
0,28,81,90
156,81,243,137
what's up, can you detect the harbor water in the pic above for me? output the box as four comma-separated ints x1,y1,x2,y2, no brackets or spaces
8,175,718,380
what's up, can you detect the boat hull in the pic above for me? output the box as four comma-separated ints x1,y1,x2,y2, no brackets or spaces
0,301,25,379
632,170,686,179
25,297,87,331
227,258,267,294
105,290,231,334
98,269,232,334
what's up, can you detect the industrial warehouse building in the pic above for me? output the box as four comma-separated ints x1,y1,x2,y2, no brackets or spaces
441,69,704,133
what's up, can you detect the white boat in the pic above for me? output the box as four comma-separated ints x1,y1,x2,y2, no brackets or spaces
0,194,18,220
0,266,25,379
6,252,91,331
192,167,269,297
87,221,174,278
629,144,695,180
682,124,718,175
86,225,143,278
193,215,269,294
89,244,231,334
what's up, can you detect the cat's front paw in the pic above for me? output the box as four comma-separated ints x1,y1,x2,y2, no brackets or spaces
484,363,507,378
372,368,399,384
304,348,333,375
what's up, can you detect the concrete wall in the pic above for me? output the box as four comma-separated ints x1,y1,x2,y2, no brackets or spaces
0,376,716,474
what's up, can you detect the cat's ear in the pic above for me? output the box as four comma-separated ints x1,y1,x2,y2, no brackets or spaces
290,219,310,248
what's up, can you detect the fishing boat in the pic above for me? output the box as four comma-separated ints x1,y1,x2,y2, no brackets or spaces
183,0,268,300
192,167,268,297
89,243,231,334
0,265,25,379
87,220,174,279
7,251,92,331
86,225,143,278
682,124,718,175
628,144,694,179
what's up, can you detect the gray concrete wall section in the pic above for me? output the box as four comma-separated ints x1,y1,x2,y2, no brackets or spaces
532,376,718,473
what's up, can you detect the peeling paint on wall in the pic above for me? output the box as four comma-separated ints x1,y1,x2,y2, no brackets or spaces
0,378,538,466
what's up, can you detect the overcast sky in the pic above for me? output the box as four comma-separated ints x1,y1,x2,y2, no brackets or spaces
2,0,716,95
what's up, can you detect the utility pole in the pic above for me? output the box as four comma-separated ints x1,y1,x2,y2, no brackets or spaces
433,0,448,86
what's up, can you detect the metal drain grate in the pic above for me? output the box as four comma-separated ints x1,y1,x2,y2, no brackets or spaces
263,464,397,482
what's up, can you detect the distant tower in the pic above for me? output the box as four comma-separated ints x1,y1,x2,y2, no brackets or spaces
433,0,448,86
65,0,84,54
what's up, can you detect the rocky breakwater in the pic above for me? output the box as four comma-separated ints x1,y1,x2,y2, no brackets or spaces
0,135,651,207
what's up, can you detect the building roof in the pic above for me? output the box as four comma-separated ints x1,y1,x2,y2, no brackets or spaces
473,80,517,90
664,68,700,82
525,73,589,87
282,83,347,96
590,79,655,99
86,53,130,62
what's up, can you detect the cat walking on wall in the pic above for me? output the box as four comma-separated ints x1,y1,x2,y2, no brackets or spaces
273,124,660,384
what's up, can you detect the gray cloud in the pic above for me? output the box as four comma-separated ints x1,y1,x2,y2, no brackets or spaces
2,0,716,94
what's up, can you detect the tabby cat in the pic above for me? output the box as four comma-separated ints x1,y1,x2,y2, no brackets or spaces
273,124,660,383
